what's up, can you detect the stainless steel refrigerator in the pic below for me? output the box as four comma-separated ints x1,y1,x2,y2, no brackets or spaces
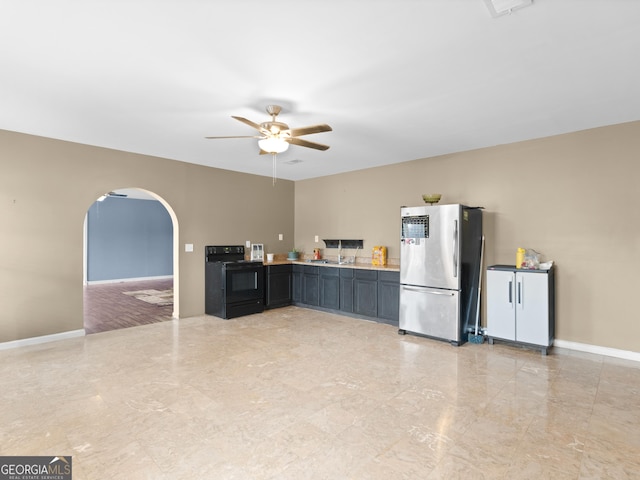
399,204,483,345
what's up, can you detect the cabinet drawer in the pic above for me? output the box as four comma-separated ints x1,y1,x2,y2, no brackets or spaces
339,269,354,279
266,264,292,274
320,267,339,277
355,270,378,281
303,265,319,275
378,271,399,283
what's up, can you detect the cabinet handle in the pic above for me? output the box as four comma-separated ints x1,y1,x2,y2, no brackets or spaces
517,279,522,305
508,280,513,305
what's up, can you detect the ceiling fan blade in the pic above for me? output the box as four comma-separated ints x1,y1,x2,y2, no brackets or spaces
287,137,330,151
232,116,265,132
288,124,333,137
205,135,262,139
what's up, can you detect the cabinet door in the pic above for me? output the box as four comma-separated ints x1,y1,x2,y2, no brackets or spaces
320,269,340,310
486,269,516,341
354,270,377,317
265,265,292,308
516,272,549,345
339,269,354,313
292,265,303,302
377,271,400,323
302,266,319,306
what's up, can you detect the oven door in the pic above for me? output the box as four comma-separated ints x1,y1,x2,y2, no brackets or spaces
224,262,264,304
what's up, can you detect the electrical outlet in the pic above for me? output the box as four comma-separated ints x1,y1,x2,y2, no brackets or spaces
315,235,319,243
278,234,283,241
246,240,251,248
185,243,193,252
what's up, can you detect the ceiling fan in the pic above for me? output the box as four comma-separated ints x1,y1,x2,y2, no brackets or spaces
205,105,332,155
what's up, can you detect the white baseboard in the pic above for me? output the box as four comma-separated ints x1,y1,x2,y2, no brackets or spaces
0,329,85,351
554,339,640,363
2,327,637,364
86,275,173,285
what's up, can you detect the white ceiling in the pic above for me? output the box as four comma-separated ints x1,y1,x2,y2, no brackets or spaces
1,1,639,181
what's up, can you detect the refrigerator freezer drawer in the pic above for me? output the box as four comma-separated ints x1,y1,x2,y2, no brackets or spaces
399,285,461,344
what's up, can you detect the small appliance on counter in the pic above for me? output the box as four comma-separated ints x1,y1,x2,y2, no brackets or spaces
313,248,322,260
251,243,264,261
205,245,264,319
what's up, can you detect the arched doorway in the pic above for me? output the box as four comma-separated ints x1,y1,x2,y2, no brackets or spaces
83,188,179,334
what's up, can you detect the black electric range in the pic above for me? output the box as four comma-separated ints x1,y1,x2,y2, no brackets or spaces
204,245,264,319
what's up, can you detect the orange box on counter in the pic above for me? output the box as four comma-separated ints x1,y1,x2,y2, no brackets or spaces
372,246,387,266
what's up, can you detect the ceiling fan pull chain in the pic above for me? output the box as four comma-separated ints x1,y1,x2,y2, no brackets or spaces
272,153,277,186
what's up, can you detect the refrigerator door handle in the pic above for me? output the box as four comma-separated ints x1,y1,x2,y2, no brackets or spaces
402,286,455,296
452,220,458,277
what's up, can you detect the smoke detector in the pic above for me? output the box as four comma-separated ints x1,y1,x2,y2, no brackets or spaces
484,0,533,17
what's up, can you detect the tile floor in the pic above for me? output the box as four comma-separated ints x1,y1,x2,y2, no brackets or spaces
1,306,639,479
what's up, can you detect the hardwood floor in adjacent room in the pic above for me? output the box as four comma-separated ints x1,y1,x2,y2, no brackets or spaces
83,278,174,334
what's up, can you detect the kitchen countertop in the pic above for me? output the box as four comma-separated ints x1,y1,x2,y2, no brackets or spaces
264,259,400,272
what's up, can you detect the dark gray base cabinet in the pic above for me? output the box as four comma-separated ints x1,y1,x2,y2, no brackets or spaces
354,270,378,317
265,264,292,309
377,271,400,323
292,264,302,303
319,267,340,310
339,269,354,313
293,265,399,326
292,265,320,306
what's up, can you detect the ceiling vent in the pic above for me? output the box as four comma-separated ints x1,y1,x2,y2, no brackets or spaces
484,0,532,17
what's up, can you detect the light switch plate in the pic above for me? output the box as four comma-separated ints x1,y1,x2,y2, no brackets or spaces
314,235,319,242
278,234,283,241
246,240,251,248
185,243,193,252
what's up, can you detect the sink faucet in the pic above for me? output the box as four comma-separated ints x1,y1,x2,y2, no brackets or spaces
351,246,360,264
337,244,359,265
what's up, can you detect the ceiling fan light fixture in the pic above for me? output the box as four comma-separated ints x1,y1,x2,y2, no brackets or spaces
483,0,532,17
258,137,289,153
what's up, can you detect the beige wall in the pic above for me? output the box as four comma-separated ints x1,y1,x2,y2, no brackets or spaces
3,121,639,353
295,121,640,353
0,130,295,343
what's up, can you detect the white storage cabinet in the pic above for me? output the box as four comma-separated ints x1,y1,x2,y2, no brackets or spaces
486,265,555,355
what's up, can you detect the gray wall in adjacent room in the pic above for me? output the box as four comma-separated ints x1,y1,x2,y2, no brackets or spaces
87,196,173,281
